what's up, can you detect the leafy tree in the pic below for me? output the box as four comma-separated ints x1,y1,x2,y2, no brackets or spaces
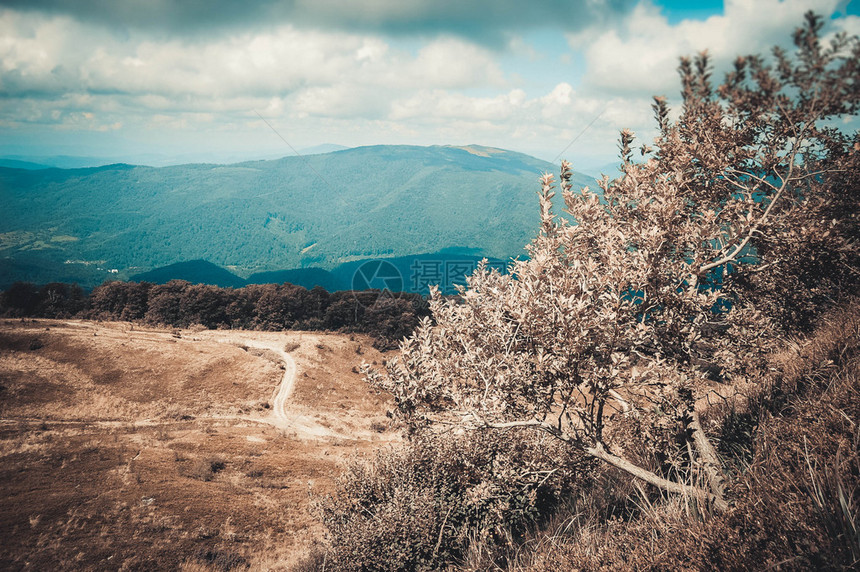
89,281,128,319
144,280,190,326
251,283,309,330
35,282,87,317
365,14,859,512
179,284,231,328
302,285,331,329
0,282,40,316
364,296,421,350
323,292,365,330
227,284,264,329
119,282,153,321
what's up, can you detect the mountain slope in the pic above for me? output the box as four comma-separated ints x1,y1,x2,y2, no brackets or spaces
0,144,595,286
130,260,246,288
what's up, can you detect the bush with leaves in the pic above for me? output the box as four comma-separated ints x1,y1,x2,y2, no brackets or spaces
658,12,860,333
365,13,859,513
317,430,591,571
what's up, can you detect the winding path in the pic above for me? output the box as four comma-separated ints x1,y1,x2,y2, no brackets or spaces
209,335,342,438
232,338,296,429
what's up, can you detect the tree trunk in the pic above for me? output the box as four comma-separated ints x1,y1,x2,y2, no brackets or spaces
481,417,730,512
585,441,729,513
687,409,728,506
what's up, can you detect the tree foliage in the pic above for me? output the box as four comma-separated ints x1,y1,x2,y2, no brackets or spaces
365,13,859,510
1,278,428,349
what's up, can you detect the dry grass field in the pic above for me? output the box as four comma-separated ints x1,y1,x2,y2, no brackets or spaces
0,319,397,571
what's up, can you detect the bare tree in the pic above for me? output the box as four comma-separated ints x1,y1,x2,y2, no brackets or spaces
365,13,859,513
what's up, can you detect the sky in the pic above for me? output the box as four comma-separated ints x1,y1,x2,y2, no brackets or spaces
1,0,858,171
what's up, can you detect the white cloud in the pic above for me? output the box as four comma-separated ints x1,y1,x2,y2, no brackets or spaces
541,0,860,165
0,9,507,127
410,39,506,88
0,2,855,166
390,89,526,121
569,0,851,97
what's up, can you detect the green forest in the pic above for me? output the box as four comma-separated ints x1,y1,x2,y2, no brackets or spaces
0,279,427,351
0,145,595,287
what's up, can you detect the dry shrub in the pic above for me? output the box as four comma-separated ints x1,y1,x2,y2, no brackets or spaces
189,458,227,482
316,430,593,571
288,546,328,572
247,347,282,364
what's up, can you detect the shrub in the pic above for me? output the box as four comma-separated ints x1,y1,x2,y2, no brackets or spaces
317,430,592,570
509,302,860,571
189,458,226,482
193,548,249,571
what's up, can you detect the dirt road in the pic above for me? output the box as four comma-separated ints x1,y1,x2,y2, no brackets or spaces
2,321,368,440
0,319,395,569
229,338,297,426
203,333,344,439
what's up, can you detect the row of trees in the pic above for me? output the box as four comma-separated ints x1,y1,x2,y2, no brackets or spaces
0,279,427,349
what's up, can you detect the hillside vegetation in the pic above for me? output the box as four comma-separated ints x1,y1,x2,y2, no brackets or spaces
0,278,429,351
0,145,594,286
309,14,860,571
314,305,860,571
125,251,510,294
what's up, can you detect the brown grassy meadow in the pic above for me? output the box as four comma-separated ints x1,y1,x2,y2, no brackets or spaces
0,319,396,571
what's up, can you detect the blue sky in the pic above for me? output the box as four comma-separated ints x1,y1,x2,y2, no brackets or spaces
0,0,857,171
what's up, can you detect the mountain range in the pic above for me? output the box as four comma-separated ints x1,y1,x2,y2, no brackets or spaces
0,144,351,170
0,144,597,289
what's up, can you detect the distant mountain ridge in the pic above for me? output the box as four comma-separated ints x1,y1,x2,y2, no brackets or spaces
0,144,595,288
130,260,247,289
0,158,53,170
125,250,511,294
0,155,121,169
0,148,351,169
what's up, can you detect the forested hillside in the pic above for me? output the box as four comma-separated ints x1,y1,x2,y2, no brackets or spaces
0,145,595,287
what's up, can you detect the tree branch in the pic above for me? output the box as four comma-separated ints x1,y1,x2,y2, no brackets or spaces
477,417,729,512
586,441,729,513
699,160,795,274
